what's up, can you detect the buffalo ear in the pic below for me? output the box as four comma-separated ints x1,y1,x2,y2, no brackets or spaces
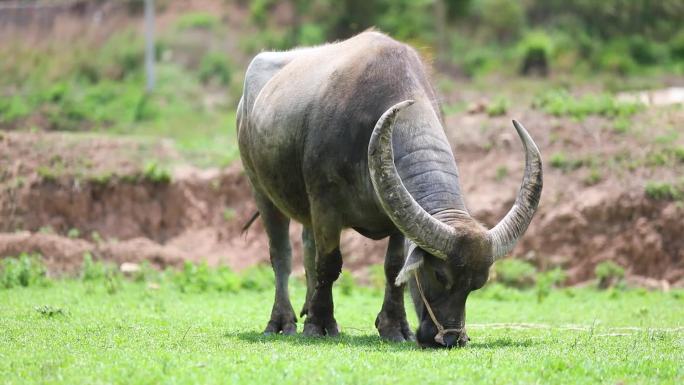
395,242,426,286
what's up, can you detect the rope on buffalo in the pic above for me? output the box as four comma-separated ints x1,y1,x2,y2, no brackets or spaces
414,270,463,346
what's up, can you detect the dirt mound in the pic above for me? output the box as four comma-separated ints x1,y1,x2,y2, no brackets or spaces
517,189,684,283
2,159,682,284
1,109,683,285
0,131,386,273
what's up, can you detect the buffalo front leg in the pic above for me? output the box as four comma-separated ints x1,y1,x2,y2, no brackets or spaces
255,192,297,335
375,234,415,342
299,226,316,318
303,221,342,337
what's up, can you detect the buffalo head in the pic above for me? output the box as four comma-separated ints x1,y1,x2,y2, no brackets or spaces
368,100,543,348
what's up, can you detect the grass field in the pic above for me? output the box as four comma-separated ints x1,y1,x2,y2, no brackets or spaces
1,276,682,385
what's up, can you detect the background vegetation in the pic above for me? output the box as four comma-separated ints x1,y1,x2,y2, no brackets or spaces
1,0,682,167
1,255,682,384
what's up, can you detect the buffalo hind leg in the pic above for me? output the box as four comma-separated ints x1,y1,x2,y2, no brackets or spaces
300,227,316,318
255,192,297,335
303,221,342,337
375,234,415,342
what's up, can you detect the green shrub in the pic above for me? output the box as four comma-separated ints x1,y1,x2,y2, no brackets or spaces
0,253,48,289
297,23,326,46
549,152,583,171
173,262,242,294
493,259,537,289
495,166,508,181
535,268,567,303
475,0,525,42
460,47,497,78
0,96,31,123
249,0,276,27
669,30,684,60
175,12,220,30
240,265,274,292
644,181,682,201
337,270,356,296
198,52,232,86
518,30,553,76
99,31,145,81
486,97,508,117
584,168,603,186
594,261,625,289
142,161,171,184
533,89,642,120
67,228,81,239
34,305,65,318
673,147,684,163
627,36,669,66
477,282,523,301
81,252,109,281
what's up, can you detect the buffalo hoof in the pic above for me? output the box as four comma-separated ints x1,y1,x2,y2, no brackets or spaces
303,318,339,337
263,312,297,336
375,312,415,342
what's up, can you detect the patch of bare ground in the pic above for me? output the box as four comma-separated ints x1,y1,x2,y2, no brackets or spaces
0,131,385,275
1,102,683,286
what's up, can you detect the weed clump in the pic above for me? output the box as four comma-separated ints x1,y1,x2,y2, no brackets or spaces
595,260,625,289
198,52,233,86
535,268,567,303
493,259,537,289
142,161,172,184
533,89,642,120
644,181,683,201
337,270,356,296
486,97,509,117
1,253,48,289
35,305,65,318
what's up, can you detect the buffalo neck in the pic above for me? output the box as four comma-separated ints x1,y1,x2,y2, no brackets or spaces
390,100,469,220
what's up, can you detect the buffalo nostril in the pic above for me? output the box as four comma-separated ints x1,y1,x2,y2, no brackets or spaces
442,334,458,348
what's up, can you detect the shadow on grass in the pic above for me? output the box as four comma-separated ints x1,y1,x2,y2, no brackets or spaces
468,338,542,349
231,331,419,351
230,331,541,351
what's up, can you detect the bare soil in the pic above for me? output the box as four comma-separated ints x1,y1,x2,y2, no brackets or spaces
1,100,683,287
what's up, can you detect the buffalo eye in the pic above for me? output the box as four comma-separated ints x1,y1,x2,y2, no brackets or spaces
434,270,450,287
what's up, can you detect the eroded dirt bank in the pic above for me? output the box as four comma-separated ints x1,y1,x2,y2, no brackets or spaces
1,123,683,285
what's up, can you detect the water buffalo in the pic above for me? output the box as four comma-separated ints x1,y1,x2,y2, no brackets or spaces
237,31,542,348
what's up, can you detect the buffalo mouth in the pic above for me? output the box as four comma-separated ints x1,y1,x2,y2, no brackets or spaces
416,322,470,348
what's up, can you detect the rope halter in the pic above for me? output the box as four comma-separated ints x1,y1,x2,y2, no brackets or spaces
414,270,463,346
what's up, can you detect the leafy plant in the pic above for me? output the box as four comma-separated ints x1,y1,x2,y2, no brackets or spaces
198,52,232,86
533,89,642,120
337,270,356,296
495,166,508,181
142,161,172,184
644,181,682,201
0,254,48,289
486,97,509,116
67,228,81,239
240,265,274,292
595,261,625,289
35,305,65,318
175,12,220,31
81,253,108,281
493,259,537,289
535,268,567,303
172,262,243,294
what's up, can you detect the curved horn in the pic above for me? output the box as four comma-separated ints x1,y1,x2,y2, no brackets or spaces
368,100,456,260
488,120,543,260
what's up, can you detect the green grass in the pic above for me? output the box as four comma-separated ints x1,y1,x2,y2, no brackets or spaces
533,89,642,120
0,278,682,384
0,30,240,169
